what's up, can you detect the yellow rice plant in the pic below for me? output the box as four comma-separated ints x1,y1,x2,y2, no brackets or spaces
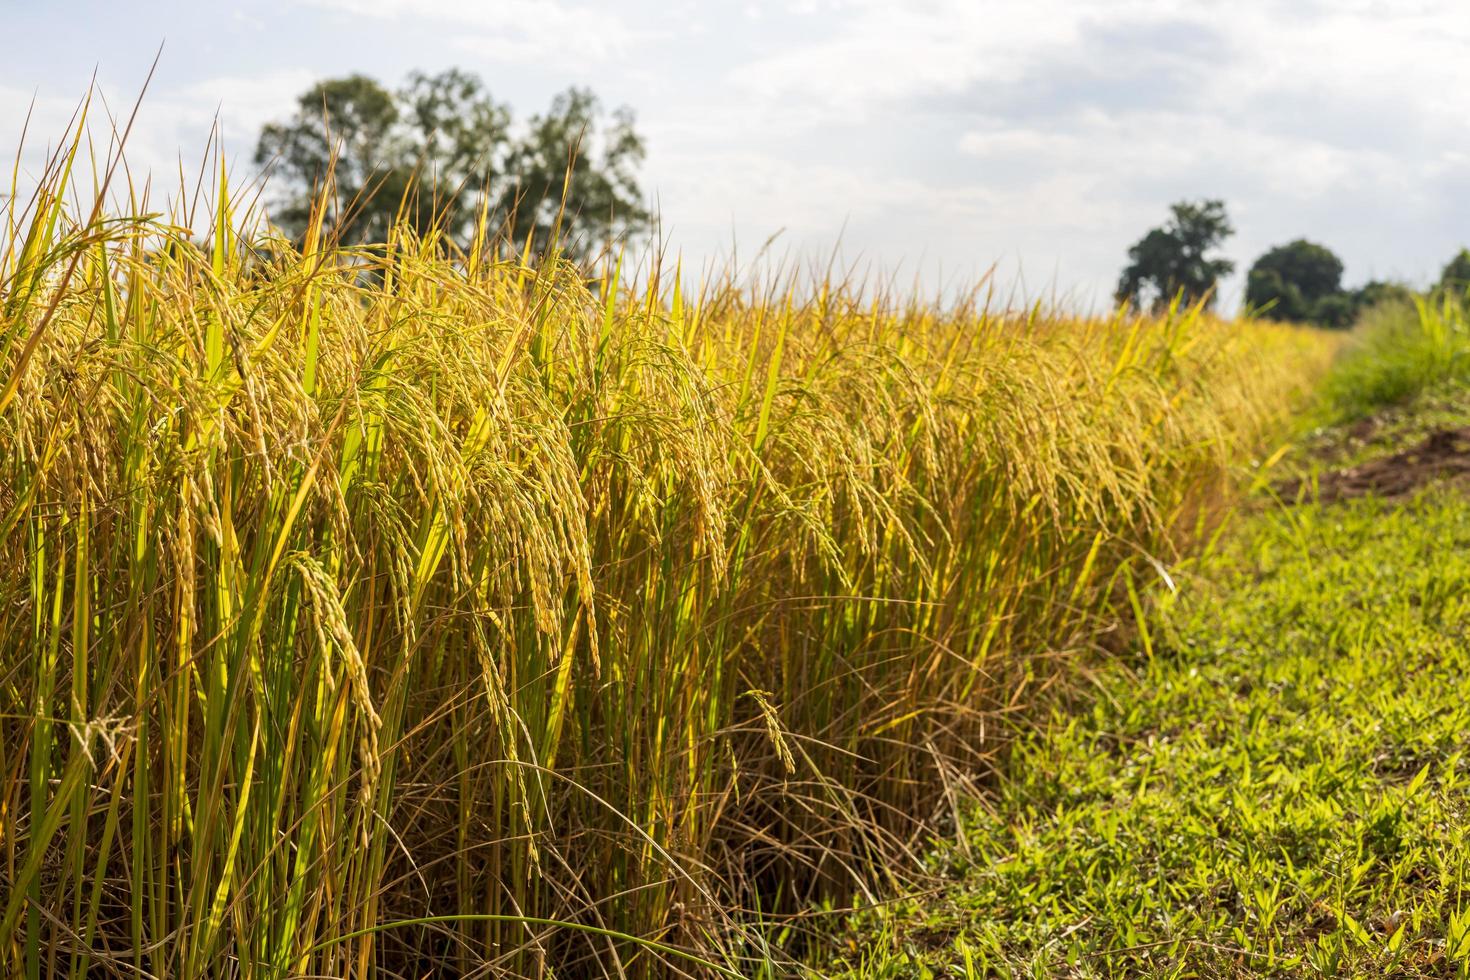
0,130,1334,977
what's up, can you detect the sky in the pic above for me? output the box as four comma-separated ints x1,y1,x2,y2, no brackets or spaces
1,0,1467,310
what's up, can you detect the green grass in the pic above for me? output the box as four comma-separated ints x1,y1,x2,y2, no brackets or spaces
1318,295,1470,424
830,479,1470,978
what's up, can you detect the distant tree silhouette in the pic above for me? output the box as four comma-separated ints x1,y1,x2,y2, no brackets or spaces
1245,239,1345,325
1439,248,1470,293
1352,279,1416,314
1115,200,1235,312
255,69,649,257
497,88,650,258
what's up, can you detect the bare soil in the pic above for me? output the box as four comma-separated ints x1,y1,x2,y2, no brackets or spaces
1280,425,1470,502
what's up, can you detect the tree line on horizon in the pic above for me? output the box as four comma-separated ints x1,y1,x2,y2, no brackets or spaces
1116,199,1468,326
256,71,1454,323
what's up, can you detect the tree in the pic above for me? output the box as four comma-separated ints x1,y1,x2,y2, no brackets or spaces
1309,292,1356,330
255,70,648,256
1439,248,1470,293
499,87,649,257
1244,239,1345,325
1115,199,1235,312
255,74,406,243
1353,279,1416,314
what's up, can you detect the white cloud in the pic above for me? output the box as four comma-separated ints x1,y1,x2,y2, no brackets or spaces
1,70,315,221
728,0,1211,114
698,0,1470,303
150,70,319,149
304,0,652,67
8,0,1470,308
654,148,936,236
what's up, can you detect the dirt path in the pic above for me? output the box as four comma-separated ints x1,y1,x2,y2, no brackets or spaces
1279,425,1470,502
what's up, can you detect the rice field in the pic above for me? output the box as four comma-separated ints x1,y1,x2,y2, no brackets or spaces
0,134,1333,977
827,305,1470,977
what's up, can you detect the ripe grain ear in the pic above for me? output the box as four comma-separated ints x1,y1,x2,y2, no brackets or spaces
0,103,1334,976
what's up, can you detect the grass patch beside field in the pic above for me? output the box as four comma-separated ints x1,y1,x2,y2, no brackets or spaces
831,460,1470,977
1316,295,1470,425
